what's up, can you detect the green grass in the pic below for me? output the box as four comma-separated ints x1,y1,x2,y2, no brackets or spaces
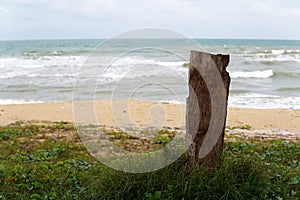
182,62,189,67
226,124,252,130
102,128,178,152
0,121,299,199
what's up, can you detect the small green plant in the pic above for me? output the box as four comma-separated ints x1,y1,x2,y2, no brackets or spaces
227,124,252,130
152,136,171,145
182,62,189,67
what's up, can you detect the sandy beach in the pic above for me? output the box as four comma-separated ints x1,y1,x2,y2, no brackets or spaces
0,100,299,134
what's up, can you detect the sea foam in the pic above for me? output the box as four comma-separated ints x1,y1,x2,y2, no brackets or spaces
230,70,273,78
0,99,43,105
0,56,85,69
228,94,300,109
271,49,285,55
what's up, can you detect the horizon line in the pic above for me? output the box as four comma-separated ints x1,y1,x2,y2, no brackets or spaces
1,37,300,42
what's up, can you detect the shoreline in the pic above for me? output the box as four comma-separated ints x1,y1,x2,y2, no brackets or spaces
0,100,299,134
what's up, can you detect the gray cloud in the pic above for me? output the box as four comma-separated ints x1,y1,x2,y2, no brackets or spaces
0,0,299,40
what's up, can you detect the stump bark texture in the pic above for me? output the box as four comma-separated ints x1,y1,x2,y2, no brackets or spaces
186,51,231,170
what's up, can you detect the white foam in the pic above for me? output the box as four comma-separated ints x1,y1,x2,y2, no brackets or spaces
112,57,156,66
28,74,77,78
101,72,125,81
156,61,186,67
230,70,273,78
0,99,43,105
97,57,188,82
0,72,77,79
159,99,184,105
244,50,300,63
0,72,25,79
271,49,285,55
49,51,63,55
229,94,300,109
110,56,186,67
0,56,85,69
255,56,300,63
285,49,300,53
0,55,186,72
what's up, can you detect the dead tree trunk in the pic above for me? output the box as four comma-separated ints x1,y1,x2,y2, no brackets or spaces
186,51,230,171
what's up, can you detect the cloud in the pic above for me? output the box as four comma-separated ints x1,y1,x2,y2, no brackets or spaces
0,0,300,39
51,0,117,18
291,8,300,15
1,0,117,19
0,6,7,14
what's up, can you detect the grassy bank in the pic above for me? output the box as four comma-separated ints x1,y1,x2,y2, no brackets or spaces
0,121,299,199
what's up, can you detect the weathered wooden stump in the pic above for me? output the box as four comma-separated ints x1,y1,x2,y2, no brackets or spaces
186,51,230,170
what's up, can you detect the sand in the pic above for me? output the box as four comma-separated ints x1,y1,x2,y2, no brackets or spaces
0,100,299,134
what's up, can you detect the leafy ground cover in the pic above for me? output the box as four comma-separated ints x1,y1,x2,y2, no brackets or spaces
0,121,299,199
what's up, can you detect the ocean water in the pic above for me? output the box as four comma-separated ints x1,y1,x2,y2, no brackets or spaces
0,39,300,109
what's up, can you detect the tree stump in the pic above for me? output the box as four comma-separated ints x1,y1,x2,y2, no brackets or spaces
186,51,230,171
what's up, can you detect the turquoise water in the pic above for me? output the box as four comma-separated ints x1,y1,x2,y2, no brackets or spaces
0,39,300,109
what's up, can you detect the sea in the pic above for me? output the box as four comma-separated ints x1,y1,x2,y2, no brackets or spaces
0,39,300,109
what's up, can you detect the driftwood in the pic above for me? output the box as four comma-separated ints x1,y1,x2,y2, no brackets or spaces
186,51,230,170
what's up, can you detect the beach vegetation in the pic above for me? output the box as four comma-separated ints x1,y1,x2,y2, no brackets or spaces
0,121,298,199
226,124,252,130
182,62,189,67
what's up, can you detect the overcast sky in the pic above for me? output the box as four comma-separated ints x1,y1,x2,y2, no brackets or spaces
0,0,300,40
